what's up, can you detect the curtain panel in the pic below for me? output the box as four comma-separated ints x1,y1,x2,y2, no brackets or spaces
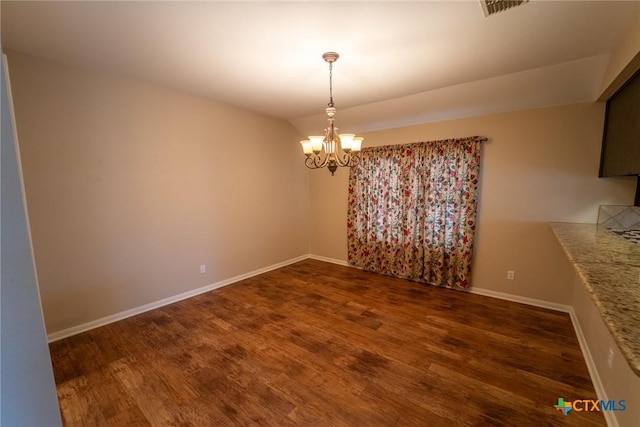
347,136,482,289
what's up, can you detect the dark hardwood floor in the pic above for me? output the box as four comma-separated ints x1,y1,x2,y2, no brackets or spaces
49,259,604,426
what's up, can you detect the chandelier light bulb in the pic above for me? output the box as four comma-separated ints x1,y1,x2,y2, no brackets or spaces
308,136,324,154
339,134,355,152
352,137,363,152
300,140,313,155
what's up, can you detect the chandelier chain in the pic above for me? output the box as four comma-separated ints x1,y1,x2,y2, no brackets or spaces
328,62,334,108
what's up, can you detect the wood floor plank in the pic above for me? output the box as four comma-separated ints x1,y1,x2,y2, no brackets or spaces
49,259,605,426
57,376,108,426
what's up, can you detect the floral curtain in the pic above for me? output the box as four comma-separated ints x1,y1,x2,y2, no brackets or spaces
347,136,482,289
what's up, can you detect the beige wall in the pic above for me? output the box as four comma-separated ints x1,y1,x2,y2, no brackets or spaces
6,51,309,334
309,103,635,304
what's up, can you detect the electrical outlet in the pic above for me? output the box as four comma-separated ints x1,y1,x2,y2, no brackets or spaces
608,348,614,369
507,270,515,280
200,264,206,274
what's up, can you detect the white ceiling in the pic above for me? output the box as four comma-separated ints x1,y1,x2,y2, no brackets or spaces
2,1,640,135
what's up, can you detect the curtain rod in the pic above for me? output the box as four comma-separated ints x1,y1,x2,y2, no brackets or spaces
446,136,488,142
423,136,488,143
451,136,488,142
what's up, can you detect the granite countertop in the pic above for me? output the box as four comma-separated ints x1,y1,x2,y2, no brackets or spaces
549,222,640,376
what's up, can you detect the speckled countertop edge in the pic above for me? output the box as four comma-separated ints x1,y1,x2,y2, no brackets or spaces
549,222,640,377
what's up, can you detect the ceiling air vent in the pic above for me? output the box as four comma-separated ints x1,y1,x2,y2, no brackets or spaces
480,0,529,17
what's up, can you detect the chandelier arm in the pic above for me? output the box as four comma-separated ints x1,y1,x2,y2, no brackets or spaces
334,149,349,167
318,150,332,168
336,150,360,167
332,133,351,167
304,156,318,169
304,152,331,169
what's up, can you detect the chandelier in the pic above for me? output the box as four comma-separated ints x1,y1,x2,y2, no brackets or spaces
300,52,363,175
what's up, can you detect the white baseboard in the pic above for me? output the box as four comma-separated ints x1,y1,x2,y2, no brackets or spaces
566,307,617,427
308,254,351,267
46,254,310,343
468,287,572,313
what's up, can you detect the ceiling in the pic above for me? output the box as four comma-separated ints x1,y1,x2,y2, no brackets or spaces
2,1,640,135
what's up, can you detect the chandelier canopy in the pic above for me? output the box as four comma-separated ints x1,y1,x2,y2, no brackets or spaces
300,52,363,175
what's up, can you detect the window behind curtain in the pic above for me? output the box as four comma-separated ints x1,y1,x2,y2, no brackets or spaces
347,136,482,289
